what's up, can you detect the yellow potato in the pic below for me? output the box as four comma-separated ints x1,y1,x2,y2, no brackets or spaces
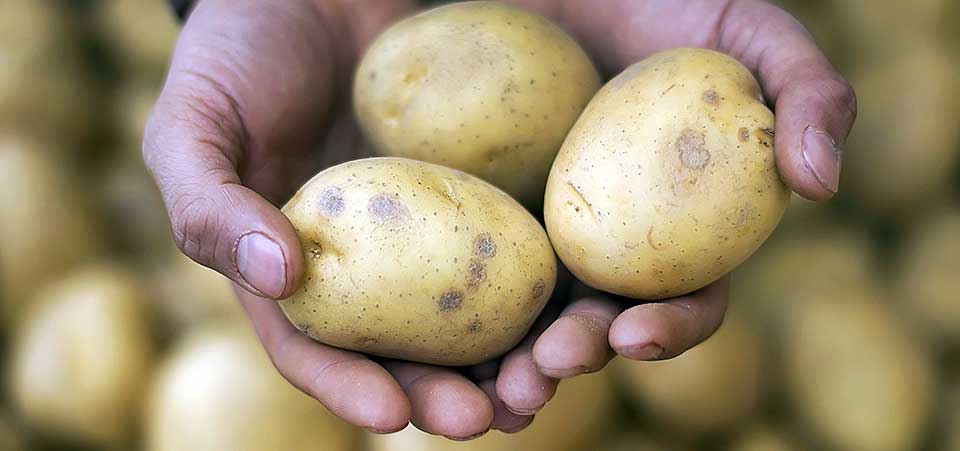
281,158,556,365
146,251,242,334
727,424,804,451
0,412,25,451
97,0,180,77
614,315,765,435
10,265,154,449
354,1,600,207
368,370,615,451
545,48,788,300
895,205,960,343
843,41,960,215
0,135,105,325
146,323,358,451
784,286,935,451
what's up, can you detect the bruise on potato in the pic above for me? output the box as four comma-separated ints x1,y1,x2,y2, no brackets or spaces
676,128,711,170
474,232,497,259
318,187,345,217
438,289,464,312
367,192,408,223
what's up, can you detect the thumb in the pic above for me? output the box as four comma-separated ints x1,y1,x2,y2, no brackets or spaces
143,73,303,300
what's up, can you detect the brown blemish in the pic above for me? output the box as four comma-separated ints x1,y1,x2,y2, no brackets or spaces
467,319,483,333
738,127,750,142
368,193,408,223
467,258,486,290
660,83,677,96
647,226,663,250
355,336,378,346
474,233,497,259
318,187,345,217
532,279,546,299
676,128,711,170
438,289,464,312
702,90,719,106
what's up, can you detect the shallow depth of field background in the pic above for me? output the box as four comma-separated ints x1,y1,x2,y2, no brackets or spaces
0,0,958,450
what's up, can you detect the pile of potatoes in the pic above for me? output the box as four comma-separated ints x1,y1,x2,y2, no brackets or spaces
0,1,959,451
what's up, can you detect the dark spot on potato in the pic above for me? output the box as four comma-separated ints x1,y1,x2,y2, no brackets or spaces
318,187,345,217
438,289,464,312
532,279,546,299
676,128,711,170
467,258,486,290
738,127,750,142
702,89,720,106
474,233,497,259
468,319,483,333
368,193,408,223
355,336,378,346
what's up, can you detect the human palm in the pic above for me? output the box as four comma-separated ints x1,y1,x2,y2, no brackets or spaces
145,0,855,439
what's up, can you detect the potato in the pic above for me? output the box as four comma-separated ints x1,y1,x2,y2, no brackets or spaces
97,0,180,77
727,424,803,451
0,412,25,451
146,323,358,451
10,265,154,449
0,1,96,142
354,1,600,207
732,224,876,335
545,48,788,300
597,432,690,451
0,135,105,325
613,315,765,435
368,370,615,451
147,251,242,334
784,286,935,451
281,158,556,365
895,205,960,344
843,41,960,216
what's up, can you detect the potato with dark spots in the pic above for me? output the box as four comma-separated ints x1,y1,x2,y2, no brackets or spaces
544,48,789,300
353,1,600,207
281,158,557,366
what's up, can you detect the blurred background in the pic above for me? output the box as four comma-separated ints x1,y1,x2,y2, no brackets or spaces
0,0,958,450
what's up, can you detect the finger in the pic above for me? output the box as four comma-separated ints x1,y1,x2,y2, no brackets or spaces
479,379,535,434
609,276,730,360
496,302,562,415
236,288,410,432
382,362,494,440
718,1,857,201
532,293,620,378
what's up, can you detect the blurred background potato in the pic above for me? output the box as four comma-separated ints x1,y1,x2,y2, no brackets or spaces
0,0,958,450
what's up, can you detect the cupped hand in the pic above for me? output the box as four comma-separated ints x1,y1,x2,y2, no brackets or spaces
503,0,857,401
143,0,855,439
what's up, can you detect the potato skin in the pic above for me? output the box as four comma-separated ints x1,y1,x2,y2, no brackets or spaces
280,158,556,366
354,1,600,207
544,48,788,300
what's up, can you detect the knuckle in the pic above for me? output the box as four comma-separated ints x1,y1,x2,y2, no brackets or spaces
169,191,227,268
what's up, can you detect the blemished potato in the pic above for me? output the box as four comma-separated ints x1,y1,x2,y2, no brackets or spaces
545,48,788,300
146,323,358,451
10,265,154,449
727,424,803,451
895,205,960,343
843,41,960,215
281,158,556,365
0,135,105,325
784,286,935,451
368,370,615,451
613,315,765,435
354,1,600,207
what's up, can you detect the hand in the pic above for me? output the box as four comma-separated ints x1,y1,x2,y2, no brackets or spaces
497,0,857,408
143,0,567,439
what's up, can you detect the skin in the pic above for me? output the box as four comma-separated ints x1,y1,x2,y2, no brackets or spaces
144,0,856,439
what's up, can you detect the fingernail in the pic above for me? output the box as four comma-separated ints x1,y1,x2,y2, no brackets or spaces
236,232,287,298
801,126,841,193
446,431,488,441
623,343,664,361
505,404,541,416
